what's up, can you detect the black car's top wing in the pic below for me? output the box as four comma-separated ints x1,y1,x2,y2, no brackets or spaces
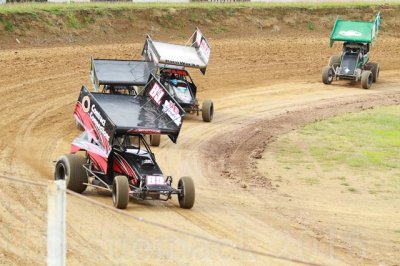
91,58,156,91
142,27,211,74
74,75,185,155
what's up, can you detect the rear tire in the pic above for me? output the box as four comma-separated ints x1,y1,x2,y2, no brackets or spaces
328,55,341,68
178,176,195,209
54,154,87,193
367,62,379,82
322,66,334,85
361,70,373,89
149,135,161,147
202,99,213,122
112,175,129,209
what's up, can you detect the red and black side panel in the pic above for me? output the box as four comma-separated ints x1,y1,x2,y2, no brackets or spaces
113,152,138,183
73,86,113,155
71,133,109,174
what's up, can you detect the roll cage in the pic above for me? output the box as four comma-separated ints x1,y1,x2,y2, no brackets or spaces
111,133,155,161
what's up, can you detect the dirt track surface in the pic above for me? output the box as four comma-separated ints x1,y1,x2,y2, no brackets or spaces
1,27,400,265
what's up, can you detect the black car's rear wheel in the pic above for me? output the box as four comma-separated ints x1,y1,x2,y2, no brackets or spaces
202,99,214,122
178,176,195,209
54,154,87,193
112,175,129,209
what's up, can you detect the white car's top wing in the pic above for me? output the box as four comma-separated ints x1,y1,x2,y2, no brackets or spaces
142,27,211,74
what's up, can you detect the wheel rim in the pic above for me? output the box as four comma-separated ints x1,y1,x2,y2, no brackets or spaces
328,71,333,82
55,163,69,185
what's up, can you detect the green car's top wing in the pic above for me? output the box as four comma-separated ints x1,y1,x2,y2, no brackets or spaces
330,12,380,47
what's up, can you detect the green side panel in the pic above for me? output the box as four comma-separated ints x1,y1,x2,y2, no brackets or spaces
330,20,376,44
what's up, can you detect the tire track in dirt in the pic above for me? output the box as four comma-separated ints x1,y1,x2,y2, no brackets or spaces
202,88,400,265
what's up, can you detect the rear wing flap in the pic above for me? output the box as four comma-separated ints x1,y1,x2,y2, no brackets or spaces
74,75,185,154
330,12,381,47
142,27,211,74
90,58,156,91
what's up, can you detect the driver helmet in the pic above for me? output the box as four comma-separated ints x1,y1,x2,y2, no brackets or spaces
170,79,178,86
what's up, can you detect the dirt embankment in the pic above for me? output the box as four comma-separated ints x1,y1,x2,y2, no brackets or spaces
1,5,400,49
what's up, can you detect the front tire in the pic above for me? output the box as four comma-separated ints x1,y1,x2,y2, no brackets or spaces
178,176,195,209
112,175,129,209
361,70,373,89
149,135,161,147
54,154,87,193
202,99,214,122
322,66,334,85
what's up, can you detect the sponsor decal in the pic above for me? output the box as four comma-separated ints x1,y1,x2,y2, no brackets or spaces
339,30,362,37
165,60,200,68
129,128,161,134
88,104,110,142
146,175,165,186
91,105,106,127
162,100,181,126
148,82,165,106
199,39,211,61
79,96,111,144
82,96,90,113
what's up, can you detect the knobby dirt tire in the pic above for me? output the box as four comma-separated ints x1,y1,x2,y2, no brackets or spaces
178,176,195,209
54,154,87,193
322,66,334,85
112,175,129,209
202,99,214,122
361,70,373,89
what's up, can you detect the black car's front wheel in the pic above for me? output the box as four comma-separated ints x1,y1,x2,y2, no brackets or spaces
112,175,129,209
178,176,195,209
